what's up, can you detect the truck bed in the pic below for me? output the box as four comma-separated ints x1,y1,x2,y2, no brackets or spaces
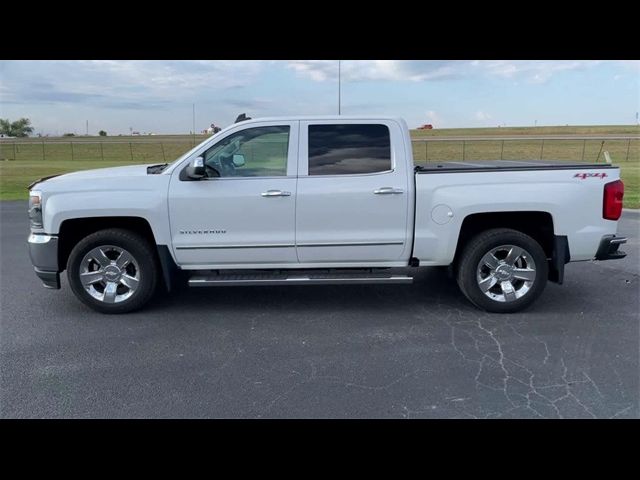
412,159,621,265
415,160,616,173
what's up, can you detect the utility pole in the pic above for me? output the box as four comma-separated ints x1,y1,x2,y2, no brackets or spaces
192,103,196,146
86,120,89,136
338,60,341,115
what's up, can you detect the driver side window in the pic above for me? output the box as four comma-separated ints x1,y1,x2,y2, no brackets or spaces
203,125,290,178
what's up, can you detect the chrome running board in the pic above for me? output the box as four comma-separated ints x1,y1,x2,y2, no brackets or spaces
188,272,413,287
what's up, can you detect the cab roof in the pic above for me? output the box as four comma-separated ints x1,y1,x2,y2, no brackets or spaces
235,115,406,123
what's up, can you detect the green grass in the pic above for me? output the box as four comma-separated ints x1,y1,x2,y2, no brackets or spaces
1,127,639,207
410,124,640,137
620,163,640,209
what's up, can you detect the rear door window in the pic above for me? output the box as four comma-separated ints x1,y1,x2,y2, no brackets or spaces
308,124,391,175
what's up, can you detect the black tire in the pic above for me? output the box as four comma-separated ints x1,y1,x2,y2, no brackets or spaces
67,228,159,314
456,228,548,313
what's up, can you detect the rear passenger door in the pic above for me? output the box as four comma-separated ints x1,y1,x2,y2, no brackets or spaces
295,120,411,264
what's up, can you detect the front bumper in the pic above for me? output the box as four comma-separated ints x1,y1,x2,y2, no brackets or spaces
27,233,60,289
594,235,627,261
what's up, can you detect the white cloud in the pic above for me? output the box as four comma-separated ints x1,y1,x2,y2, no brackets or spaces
287,60,336,81
617,60,640,71
425,110,440,123
287,60,461,82
0,60,273,133
475,110,492,121
288,60,603,85
2,60,268,108
77,60,265,92
472,60,601,83
2,59,636,135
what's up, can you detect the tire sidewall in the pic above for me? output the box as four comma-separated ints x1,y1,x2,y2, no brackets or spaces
67,229,157,314
458,229,548,313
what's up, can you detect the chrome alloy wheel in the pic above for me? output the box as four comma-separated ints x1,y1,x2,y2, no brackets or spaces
79,245,141,303
476,244,537,303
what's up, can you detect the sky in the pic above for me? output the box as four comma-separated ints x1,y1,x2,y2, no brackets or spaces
0,60,638,135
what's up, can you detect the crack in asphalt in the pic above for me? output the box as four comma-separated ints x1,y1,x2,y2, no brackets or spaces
441,311,634,419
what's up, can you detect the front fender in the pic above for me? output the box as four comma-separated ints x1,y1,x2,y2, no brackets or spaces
42,180,171,247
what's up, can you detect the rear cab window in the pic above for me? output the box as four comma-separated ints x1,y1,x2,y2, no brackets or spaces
307,124,392,175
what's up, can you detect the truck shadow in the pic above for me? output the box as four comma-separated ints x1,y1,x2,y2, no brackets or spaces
147,267,469,315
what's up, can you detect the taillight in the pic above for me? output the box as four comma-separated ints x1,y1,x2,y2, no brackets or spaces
603,180,624,220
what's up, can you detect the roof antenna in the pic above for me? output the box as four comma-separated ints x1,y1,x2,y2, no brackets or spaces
235,113,251,123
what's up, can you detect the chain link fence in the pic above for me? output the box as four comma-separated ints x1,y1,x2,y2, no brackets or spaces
411,137,639,164
0,137,638,163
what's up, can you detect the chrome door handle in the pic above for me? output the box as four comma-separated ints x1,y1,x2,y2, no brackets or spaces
374,187,404,195
261,190,291,197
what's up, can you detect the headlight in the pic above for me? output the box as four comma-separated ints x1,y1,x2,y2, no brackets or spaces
28,190,43,229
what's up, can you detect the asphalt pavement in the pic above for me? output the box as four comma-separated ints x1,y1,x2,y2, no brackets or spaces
1,201,638,418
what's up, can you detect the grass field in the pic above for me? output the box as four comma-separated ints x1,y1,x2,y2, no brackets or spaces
411,124,640,137
1,125,639,207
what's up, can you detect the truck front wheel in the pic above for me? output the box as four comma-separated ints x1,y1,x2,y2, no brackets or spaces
67,228,159,314
456,228,548,313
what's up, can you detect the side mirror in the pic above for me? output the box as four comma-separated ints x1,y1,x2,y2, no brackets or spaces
186,156,205,179
232,154,245,167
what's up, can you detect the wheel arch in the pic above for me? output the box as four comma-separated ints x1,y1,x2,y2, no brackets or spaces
452,211,568,284
58,216,178,290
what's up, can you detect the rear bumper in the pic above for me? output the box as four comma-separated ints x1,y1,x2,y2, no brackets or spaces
594,235,627,261
28,233,61,289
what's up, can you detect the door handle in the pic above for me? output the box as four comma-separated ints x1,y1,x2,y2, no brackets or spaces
374,187,404,195
261,190,291,197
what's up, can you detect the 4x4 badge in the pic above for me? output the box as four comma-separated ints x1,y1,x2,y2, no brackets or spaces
574,172,608,180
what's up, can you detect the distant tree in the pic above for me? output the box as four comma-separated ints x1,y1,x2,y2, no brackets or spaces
0,118,34,137
98,130,107,136
63,133,75,137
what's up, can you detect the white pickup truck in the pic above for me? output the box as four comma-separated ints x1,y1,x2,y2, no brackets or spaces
27,116,627,314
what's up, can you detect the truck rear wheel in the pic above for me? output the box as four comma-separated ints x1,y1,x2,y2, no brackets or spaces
67,228,158,314
456,228,548,313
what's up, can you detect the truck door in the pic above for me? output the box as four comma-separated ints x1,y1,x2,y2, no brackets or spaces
168,121,299,267
295,120,411,264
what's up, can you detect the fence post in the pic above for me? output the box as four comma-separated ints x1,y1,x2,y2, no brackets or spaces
462,141,466,161
100,142,104,161
13,142,17,160
500,140,504,160
625,138,631,162
42,141,46,161
160,143,166,162
129,142,133,161
595,141,605,163
581,139,586,161
425,141,428,162
70,142,74,161
540,139,545,160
